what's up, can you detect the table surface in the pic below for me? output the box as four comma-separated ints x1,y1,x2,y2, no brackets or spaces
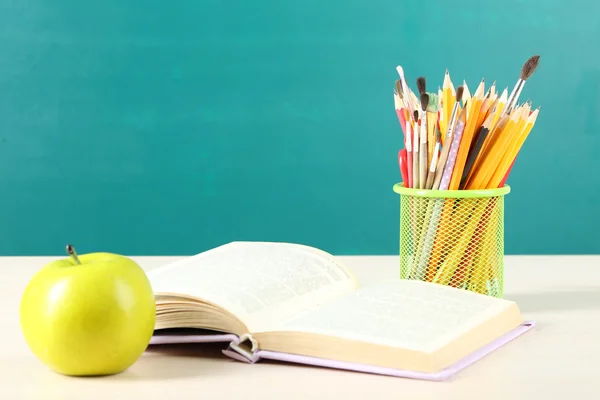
1,255,599,399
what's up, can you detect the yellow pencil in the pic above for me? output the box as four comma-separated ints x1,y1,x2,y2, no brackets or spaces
490,88,508,129
462,80,472,114
468,106,526,189
467,199,502,293
486,108,539,188
440,70,455,140
433,199,485,285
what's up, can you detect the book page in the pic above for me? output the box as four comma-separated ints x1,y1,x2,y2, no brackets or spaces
268,279,520,352
148,242,358,332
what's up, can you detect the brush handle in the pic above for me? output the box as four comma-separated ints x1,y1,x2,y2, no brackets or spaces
425,167,436,190
425,143,440,189
419,143,427,189
419,115,428,189
412,127,420,189
445,104,459,141
504,79,523,116
432,141,452,190
406,151,413,188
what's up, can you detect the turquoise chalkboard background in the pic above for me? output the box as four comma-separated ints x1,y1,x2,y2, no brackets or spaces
1,1,598,256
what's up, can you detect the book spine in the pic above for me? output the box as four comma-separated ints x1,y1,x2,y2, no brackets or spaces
223,333,260,363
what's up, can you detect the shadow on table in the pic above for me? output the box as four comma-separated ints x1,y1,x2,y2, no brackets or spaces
113,342,235,381
506,288,600,313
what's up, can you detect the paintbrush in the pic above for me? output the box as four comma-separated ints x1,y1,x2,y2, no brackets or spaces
416,76,435,170
416,76,427,96
503,55,540,116
419,93,429,189
412,110,420,189
396,66,416,116
395,80,404,100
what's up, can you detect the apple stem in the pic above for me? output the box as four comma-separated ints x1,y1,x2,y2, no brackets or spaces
66,244,81,265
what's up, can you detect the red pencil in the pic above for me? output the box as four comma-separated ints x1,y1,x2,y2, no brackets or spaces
499,156,516,187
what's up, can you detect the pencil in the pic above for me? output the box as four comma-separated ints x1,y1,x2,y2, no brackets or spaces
463,105,509,189
473,104,529,189
440,70,455,141
412,108,467,279
462,80,472,112
431,86,464,190
486,108,539,188
459,112,493,189
448,79,485,190
439,107,467,191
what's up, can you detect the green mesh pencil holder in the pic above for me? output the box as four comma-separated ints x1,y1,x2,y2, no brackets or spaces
393,183,511,298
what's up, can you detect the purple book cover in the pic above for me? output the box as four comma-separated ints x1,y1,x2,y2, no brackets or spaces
149,321,535,381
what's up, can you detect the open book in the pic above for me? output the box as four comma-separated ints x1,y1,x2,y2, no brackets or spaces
147,241,533,380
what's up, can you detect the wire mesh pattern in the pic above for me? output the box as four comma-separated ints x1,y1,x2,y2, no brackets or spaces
398,189,506,298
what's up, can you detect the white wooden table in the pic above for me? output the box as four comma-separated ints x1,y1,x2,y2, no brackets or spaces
1,255,598,399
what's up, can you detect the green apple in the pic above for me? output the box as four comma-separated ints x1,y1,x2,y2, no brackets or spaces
19,245,156,376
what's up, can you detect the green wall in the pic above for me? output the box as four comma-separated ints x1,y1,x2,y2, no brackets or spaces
0,1,598,256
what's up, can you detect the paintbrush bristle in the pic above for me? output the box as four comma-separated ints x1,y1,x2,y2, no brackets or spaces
420,93,429,111
416,77,427,95
521,55,540,80
455,86,464,103
395,80,403,98
456,86,465,103
426,92,440,112
413,110,419,122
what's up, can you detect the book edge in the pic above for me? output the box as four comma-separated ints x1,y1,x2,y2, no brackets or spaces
223,321,536,381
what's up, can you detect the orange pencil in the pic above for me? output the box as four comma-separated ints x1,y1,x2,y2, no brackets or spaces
448,79,485,190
